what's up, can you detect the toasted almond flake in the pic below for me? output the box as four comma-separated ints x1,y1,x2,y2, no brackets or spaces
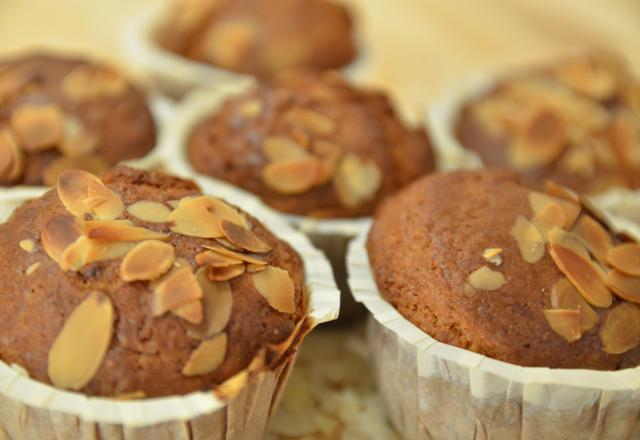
466,266,507,291
333,154,382,208
120,240,175,282
59,236,134,272
0,129,23,183
605,270,640,303
19,239,35,253
511,216,545,263
549,236,612,308
529,191,580,229
543,309,581,342
204,18,258,68
600,302,640,354
25,262,40,276
203,244,267,265
219,219,271,253
57,117,97,158
263,136,309,162
263,158,324,194
62,66,128,101
182,333,227,377
509,108,567,170
555,57,617,100
238,99,262,119
607,244,640,276
215,237,243,252
573,215,613,263
208,263,246,281
43,155,108,187
57,170,123,220
173,300,203,324
41,214,82,263
246,263,267,273
550,278,598,332
284,108,336,135
532,202,566,242
152,266,203,317
544,180,579,203
213,350,265,400
82,220,167,242
252,266,296,313
547,228,591,261
11,104,62,152
183,268,233,340
195,250,241,267
167,196,245,238
48,291,113,390
610,111,640,168
127,201,171,223
463,283,477,297
312,140,342,185
482,248,503,266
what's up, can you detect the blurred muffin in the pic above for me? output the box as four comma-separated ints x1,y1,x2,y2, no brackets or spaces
187,70,435,218
157,0,357,79
0,53,156,187
368,169,640,369
455,51,640,194
0,166,305,397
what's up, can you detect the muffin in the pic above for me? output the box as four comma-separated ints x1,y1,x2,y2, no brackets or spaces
0,52,156,187
187,70,435,218
157,0,357,79
455,51,640,194
0,166,307,398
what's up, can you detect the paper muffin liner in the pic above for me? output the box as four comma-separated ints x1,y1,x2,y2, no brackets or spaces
346,221,640,440
0,179,340,438
124,2,371,100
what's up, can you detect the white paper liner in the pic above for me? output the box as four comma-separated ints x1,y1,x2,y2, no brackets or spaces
346,221,640,439
0,180,340,435
123,2,371,99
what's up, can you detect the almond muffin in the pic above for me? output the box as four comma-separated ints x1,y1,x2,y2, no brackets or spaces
157,0,357,79
368,169,640,369
455,51,640,194
0,166,306,397
187,70,435,218
0,52,156,187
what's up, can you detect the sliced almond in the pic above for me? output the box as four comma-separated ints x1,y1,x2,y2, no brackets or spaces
183,268,233,340
0,129,23,183
605,270,640,303
529,191,580,229
19,239,35,253
202,244,267,265
532,202,566,242
120,240,175,282
57,117,97,158
11,104,62,152
127,201,171,223
252,266,296,313
57,170,124,220
263,136,309,162
82,220,167,242
509,108,567,170
59,236,134,272
152,266,203,317
573,215,613,264
466,266,507,291
600,302,640,354
262,158,324,194
208,263,246,281
43,155,108,187
555,57,617,101
41,214,82,263
543,309,581,342
25,262,40,276
48,291,113,390
182,333,227,377
167,196,244,238
237,99,263,119
511,215,545,263
482,248,503,266
547,228,591,261
284,108,335,135
312,140,342,184
544,180,579,203
219,219,271,253
203,18,258,68
195,250,242,267
246,263,267,273
333,154,382,208
550,278,598,332
173,300,203,325
607,244,640,276
62,66,128,101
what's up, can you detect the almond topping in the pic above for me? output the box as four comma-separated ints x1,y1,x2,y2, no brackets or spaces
543,309,581,342
238,99,263,119
57,117,97,158
173,300,203,325
529,191,580,229
183,268,233,340
82,220,167,242
204,19,258,68
262,158,324,194
573,215,613,264
284,108,335,135
57,170,124,220
182,333,227,377
247,263,267,273
152,266,203,317
547,228,590,261
167,196,245,238
605,270,640,303
62,66,128,101
252,266,296,313
509,109,567,170
202,244,267,265
550,278,598,332
466,266,507,291
127,201,171,223
219,219,271,253
25,262,40,276
48,291,113,390
195,250,242,267
263,136,309,162
11,104,62,152
544,180,579,203
43,155,108,187
120,240,175,282
532,202,566,242
0,129,23,183
19,239,35,253
59,236,134,272
511,215,545,263
482,248,503,266
334,154,382,208
208,263,246,282
600,302,640,354
555,57,617,100
41,214,82,264
607,244,640,277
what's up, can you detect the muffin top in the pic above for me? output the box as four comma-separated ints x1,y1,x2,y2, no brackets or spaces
368,169,640,370
0,166,305,398
187,70,435,218
157,0,356,79
0,52,156,186
455,51,640,194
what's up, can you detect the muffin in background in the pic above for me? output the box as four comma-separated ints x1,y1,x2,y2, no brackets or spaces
157,0,357,79
455,51,640,194
187,70,435,218
0,52,156,187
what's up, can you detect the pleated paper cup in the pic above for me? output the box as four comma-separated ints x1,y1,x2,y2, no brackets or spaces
346,221,640,440
123,3,370,99
0,179,340,439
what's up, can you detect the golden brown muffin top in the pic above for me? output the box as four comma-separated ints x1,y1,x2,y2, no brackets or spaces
157,0,357,78
187,70,435,218
455,51,640,194
368,169,640,370
0,166,305,397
